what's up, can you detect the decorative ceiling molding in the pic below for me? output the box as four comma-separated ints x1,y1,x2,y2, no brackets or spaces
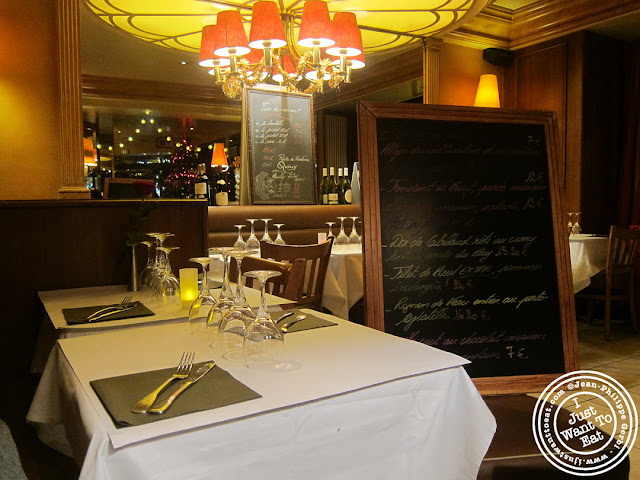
445,0,640,50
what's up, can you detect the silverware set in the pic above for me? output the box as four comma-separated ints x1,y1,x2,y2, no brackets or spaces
84,295,136,322
131,352,215,415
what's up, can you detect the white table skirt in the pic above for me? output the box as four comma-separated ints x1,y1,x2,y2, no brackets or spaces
323,244,364,319
569,235,608,293
28,314,495,480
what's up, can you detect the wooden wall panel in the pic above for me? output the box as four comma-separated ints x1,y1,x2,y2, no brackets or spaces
0,200,208,373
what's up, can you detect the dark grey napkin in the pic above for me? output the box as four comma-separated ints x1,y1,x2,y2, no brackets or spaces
63,301,155,325
90,361,261,428
275,309,337,333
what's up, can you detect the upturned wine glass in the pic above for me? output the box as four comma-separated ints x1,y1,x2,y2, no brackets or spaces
335,217,350,246
326,222,335,238
146,232,174,293
205,247,236,331
234,224,247,250
138,240,155,291
260,218,273,243
156,246,181,305
348,216,361,245
273,223,286,245
212,249,259,357
571,212,582,235
243,270,285,369
246,219,260,250
188,256,216,335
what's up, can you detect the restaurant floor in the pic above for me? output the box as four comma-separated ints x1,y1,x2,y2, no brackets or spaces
527,319,640,480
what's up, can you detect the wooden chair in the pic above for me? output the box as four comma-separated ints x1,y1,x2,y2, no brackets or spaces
578,225,640,340
227,255,305,303
260,238,334,311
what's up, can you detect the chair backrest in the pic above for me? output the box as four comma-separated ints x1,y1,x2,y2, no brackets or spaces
260,238,334,310
228,255,305,303
606,225,640,277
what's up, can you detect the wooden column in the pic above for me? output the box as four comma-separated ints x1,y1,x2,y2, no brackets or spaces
56,0,90,198
422,38,443,104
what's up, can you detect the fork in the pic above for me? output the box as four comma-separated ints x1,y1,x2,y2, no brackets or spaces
131,352,195,414
87,295,133,320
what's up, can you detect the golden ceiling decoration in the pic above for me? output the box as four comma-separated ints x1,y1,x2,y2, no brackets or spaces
84,0,489,56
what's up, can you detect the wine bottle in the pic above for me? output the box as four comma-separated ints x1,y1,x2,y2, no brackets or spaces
320,167,329,205
337,167,345,204
194,163,210,204
215,167,229,206
327,167,339,205
343,166,352,204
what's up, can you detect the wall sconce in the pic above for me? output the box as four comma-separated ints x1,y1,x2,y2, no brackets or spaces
474,74,500,108
83,137,97,165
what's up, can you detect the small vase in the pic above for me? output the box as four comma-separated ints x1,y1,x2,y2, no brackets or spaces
128,244,141,291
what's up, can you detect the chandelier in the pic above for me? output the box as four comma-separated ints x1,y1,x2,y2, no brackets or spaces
198,1,364,99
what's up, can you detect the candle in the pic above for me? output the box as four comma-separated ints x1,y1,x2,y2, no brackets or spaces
179,268,199,308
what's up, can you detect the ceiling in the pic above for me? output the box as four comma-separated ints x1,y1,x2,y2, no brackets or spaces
80,0,640,121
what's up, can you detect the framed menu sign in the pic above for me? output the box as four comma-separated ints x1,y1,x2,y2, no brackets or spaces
246,88,316,204
358,103,578,394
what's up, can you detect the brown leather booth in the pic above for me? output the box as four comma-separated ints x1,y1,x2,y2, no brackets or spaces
207,204,363,248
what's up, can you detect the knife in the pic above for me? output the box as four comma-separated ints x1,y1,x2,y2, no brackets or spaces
148,362,216,414
85,304,137,322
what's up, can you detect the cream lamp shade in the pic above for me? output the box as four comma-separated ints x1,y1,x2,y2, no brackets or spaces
474,74,501,108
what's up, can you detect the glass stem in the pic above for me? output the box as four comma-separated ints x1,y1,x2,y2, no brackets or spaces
235,257,247,304
200,263,210,296
259,279,268,318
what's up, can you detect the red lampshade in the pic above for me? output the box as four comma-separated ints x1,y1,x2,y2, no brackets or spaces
244,48,265,64
214,10,251,57
326,12,362,57
248,1,287,49
211,143,228,167
199,25,231,67
297,0,335,48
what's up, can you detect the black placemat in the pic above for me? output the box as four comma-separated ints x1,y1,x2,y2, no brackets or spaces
90,361,261,428
275,309,337,333
63,301,155,325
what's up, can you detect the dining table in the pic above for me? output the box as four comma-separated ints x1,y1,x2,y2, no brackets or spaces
568,234,609,293
30,283,291,373
323,243,364,320
27,309,496,480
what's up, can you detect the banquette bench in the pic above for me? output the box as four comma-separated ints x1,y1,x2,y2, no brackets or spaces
207,204,363,248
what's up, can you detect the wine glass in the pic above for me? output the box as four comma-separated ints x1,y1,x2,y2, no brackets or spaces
273,224,286,245
212,249,258,357
138,240,155,292
188,256,216,335
157,246,181,305
243,270,285,369
348,216,361,245
571,212,582,235
205,247,236,332
260,218,273,243
567,213,574,236
326,221,335,238
246,219,260,250
335,217,350,246
146,232,174,293
234,224,247,250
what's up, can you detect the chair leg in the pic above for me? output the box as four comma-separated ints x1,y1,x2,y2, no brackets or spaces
586,298,593,325
630,274,638,333
605,287,612,341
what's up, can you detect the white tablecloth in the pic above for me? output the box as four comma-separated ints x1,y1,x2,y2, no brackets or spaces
323,244,364,320
569,234,608,293
27,312,495,480
31,284,291,372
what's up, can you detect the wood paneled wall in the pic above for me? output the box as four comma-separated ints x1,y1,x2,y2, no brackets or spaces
505,32,625,233
0,200,208,373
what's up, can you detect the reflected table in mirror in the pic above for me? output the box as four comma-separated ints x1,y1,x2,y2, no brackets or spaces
569,234,608,293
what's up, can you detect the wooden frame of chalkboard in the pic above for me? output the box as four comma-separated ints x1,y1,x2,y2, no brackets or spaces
358,102,579,395
245,88,317,204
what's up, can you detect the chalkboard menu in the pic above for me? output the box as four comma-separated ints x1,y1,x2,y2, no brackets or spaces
246,88,316,204
359,103,578,394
